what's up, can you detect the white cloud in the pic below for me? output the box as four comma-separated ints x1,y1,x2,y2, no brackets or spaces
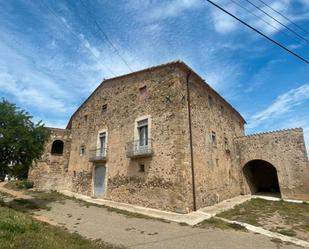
247,84,309,129
148,0,202,20
208,0,309,37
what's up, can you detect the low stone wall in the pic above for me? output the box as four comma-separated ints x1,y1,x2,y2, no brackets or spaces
29,128,72,191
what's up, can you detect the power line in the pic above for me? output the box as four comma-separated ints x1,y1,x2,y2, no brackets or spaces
243,0,309,44
229,0,303,45
40,1,116,77
204,0,309,64
79,0,134,72
256,0,309,36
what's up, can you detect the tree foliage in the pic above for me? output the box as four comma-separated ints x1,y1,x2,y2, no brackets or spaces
0,99,49,179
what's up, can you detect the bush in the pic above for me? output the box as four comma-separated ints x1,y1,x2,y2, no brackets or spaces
15,180,34,189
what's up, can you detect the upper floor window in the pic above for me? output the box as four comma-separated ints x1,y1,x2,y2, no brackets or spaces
224,137,229,151
138,119,148,146
220,105,224,114
80,145,85,156
208,95,213,109
139,85,147,100
139,85,147,95
211,131,217,145
99,132,106,154
84,115,88,122
101,104,107,114
51,140,64,155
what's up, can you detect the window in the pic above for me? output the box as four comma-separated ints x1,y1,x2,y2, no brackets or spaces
211,131,216,145
208,95,213,109
138,119,148,146
139,85,147,95
84,115,88,122
224,137,229,151
220,105,224,114
216,158,219,167
51,140,64,155
99,132,106,154
80,145,85,156
101,104,107,114
139,164,145,172
139,85,147,100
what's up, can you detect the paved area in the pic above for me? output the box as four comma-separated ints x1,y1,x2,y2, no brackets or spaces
33,199,300,249
60,190,251,225
0,183,305,248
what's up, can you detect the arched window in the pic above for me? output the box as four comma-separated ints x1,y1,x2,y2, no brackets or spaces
51,140,64,155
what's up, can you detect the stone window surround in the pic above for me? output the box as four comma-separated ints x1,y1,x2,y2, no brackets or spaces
134,115,152,142
96,128,108,151
80,145,85,156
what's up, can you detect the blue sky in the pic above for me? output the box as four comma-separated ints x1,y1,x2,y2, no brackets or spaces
0,0,308,150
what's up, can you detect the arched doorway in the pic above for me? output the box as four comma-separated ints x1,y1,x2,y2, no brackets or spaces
51,140,64,155
243,160,280,196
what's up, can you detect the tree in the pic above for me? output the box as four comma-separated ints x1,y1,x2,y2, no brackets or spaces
0,99,49,179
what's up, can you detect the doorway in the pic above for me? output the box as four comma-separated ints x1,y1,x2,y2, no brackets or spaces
94,165,106,198
243,160,280,196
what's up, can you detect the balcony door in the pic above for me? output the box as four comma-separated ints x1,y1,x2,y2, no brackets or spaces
99,132,106,155
138,119,148,151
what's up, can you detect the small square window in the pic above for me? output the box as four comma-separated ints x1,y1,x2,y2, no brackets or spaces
208,95,213,109
139,85,147,100
80,145,85,156
84,115,88,122
101,104,107,113
139,164,145,172
139,85,147,94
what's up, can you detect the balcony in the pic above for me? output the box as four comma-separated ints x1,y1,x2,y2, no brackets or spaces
89,148,107,162
127,139,153,158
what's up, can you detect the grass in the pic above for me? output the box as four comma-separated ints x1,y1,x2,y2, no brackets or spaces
0,201,126,249
195,217,247,231
217,198,309,239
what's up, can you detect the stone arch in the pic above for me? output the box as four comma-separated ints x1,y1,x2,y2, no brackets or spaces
243,159,280,196
51,140,64,155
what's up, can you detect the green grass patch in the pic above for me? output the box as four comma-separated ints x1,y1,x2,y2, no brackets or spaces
0,204,126,249
277,229,297,237
195,218,247,231
217,198,309,239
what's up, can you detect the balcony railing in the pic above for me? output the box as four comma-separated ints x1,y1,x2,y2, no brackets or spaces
89,148,107,162
127,139,153,158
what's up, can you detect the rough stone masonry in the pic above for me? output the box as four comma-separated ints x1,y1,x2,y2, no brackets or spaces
29,61,309,213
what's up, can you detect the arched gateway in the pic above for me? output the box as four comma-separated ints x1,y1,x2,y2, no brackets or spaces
243,160,280,196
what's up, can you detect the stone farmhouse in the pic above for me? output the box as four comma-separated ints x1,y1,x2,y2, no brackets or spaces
29,61,309,213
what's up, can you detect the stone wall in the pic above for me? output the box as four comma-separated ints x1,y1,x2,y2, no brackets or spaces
67,64,192,213
182,70,246,209
29,128,72,191
236,128,309,201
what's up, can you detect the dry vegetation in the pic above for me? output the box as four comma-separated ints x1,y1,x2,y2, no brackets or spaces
217,198,309,241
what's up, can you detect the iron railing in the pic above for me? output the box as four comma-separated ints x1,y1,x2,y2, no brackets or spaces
89,148,107,162
127,139,153,158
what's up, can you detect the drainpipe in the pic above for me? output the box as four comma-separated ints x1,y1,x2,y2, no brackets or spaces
186,70,197,211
